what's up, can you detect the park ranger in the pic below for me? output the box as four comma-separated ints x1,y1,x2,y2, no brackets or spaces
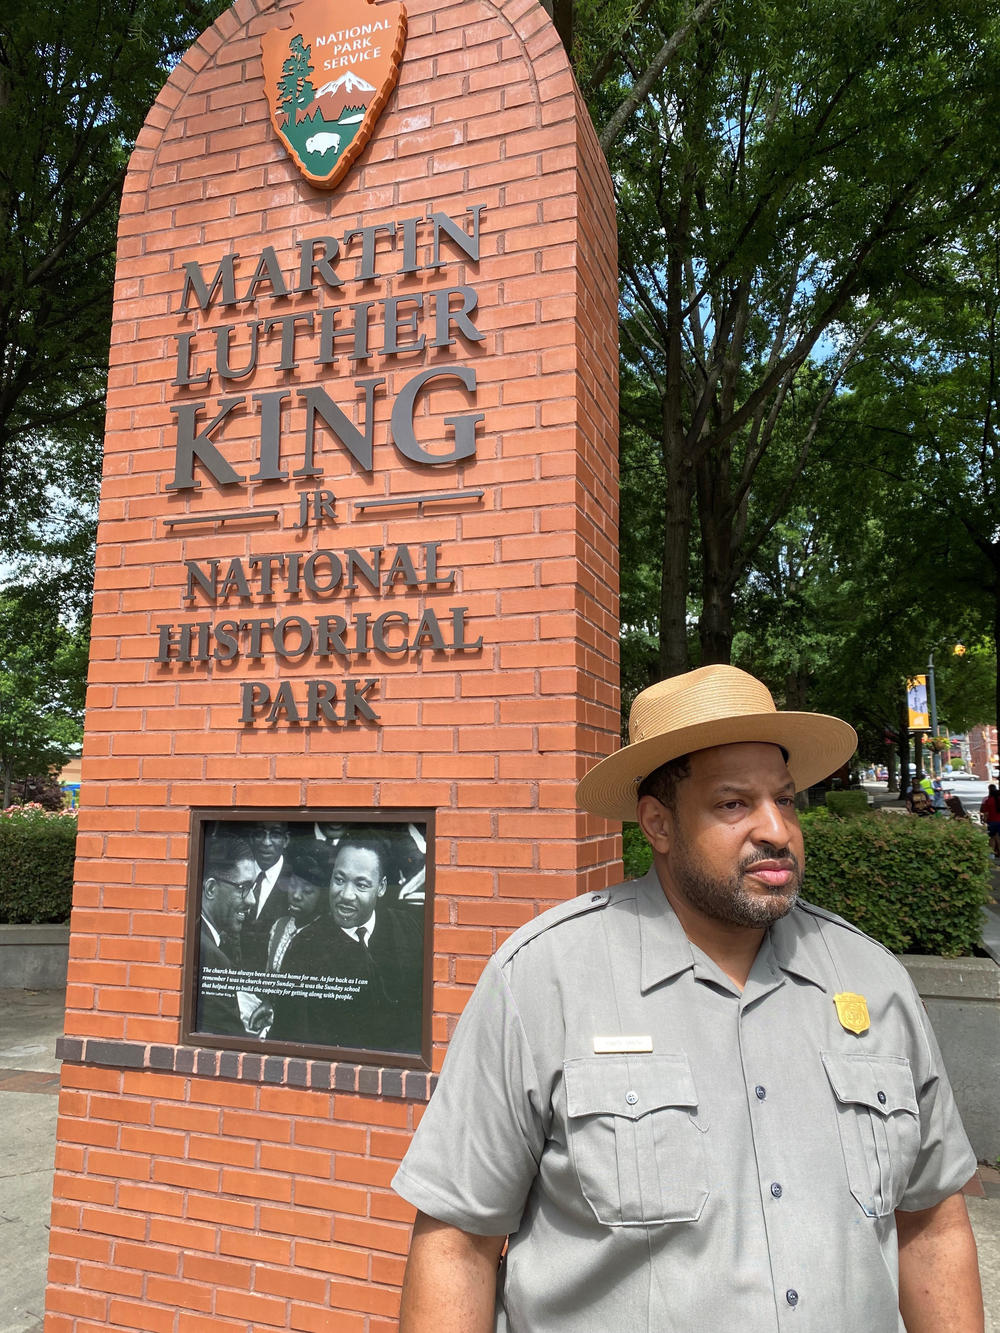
393,666,984,1332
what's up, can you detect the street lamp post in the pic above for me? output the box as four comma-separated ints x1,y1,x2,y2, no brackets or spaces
927,651,944,808
927,650,939,774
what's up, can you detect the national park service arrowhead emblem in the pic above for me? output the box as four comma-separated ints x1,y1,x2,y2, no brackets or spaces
833,992,870,1035
261,0,407,191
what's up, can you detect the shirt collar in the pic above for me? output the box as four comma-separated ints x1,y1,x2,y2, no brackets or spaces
635,870,698,992
261,858,282,890
201,914,221,947
635,869,829,994
340,909,377,943
767,903,831,991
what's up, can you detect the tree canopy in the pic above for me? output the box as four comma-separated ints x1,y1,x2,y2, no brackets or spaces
0,583,87,807
0,0,230,596
5,0,1000,770
579,0,1000,713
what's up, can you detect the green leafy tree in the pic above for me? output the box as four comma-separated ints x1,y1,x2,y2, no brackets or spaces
0,0,230,582
0,585,86,808
834,237,1000,740
278,34,314,122
582,0,1000,677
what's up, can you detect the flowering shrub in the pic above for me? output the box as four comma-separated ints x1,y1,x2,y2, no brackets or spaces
0,803,77,923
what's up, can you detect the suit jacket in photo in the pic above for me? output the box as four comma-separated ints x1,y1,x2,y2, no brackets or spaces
277,906,425,1054
240,859,294,971
196,920,244,1037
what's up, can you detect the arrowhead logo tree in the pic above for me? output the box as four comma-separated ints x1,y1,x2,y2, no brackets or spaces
261,0,407,190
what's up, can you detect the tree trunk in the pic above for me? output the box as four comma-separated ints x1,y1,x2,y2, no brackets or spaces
699,571,733,664
696,449,734,665
784,671,809,710
897,698,909,802
538,0,572,53
658,424,695,678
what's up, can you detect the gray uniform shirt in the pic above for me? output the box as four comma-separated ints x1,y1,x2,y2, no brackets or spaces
393,871,976,1332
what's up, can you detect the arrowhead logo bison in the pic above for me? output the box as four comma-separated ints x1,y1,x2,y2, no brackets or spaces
261,0,407,191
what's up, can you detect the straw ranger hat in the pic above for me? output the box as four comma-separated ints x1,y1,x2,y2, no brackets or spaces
577,665,857,822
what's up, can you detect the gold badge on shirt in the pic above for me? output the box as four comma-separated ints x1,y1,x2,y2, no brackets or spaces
834,992,870,1034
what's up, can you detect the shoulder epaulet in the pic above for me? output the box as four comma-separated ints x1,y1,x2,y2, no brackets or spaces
796,898,901,962
796,899,864,934
494,885,618,966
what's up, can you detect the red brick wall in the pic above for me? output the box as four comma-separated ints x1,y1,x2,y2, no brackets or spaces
47,0,619,1326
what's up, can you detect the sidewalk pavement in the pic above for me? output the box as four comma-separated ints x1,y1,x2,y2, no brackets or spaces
1,987,997,1332
1,989,61,1333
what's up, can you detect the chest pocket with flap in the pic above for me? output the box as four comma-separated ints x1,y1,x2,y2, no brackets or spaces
822,1051,921,1217
563,1054,709,1226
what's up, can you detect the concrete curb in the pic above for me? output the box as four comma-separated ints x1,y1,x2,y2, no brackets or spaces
0,925,69,989
902,954,1000,1160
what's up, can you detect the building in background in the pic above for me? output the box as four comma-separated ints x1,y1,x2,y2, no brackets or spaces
968,724,998,780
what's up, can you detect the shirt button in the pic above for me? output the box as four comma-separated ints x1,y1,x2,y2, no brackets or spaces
755,1085,766,1100
877,1090,887,1104
625,1090,639,1106
770,1182,783,1198
786,1289,799,1307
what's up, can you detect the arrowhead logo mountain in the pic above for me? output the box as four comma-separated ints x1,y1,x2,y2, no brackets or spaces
261,0,407,191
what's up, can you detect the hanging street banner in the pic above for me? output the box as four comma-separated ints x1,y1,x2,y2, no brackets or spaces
906,675,930,730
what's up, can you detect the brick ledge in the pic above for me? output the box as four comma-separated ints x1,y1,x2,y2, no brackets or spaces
54,1036,436,1101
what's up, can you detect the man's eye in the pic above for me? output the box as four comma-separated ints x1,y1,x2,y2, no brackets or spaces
720,801,744,811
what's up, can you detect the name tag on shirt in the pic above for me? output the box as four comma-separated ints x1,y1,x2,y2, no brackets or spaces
593,1035,653,1054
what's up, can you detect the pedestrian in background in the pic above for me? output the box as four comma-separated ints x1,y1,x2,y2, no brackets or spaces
979,784,1000,859
906,776,934,817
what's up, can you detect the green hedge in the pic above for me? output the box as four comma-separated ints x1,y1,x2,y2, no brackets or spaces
0,804,77,923
823,790,869,817
801,811,989,957
622,811,989,957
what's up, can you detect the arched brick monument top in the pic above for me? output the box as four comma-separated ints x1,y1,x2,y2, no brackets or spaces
51,1,620,1326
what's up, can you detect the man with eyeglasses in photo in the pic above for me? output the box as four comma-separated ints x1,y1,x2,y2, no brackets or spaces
197,835,258,1037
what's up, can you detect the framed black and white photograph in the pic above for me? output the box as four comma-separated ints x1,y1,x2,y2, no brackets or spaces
182,809,433,1068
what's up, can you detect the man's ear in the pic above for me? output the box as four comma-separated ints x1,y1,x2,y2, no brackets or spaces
203,879,216,902
637,794,672,854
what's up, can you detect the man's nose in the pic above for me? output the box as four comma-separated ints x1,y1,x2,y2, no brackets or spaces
751,800,790,847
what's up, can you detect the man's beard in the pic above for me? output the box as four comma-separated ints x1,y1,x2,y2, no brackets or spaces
671,840,803,929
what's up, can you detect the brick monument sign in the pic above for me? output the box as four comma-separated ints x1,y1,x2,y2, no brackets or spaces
46,0,618,1326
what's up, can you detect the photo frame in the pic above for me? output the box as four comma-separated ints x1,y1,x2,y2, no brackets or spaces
181,809,434,1069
